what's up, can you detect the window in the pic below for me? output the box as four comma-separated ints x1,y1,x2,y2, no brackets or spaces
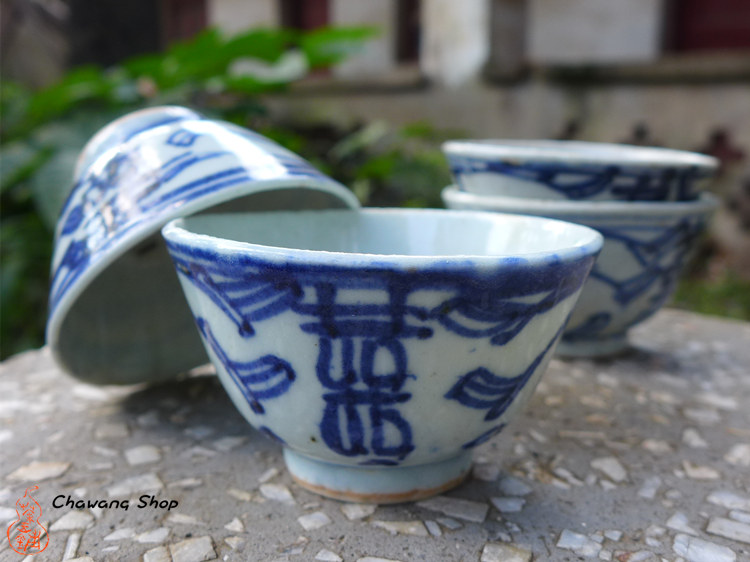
396,0,420,64
668,0,750,52
280,0,329,30
163,0,207,44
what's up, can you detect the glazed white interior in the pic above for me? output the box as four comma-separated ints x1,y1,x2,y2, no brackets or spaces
169,209,601,258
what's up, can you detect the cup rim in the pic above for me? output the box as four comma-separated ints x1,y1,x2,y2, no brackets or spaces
73,105,204,179
162,207,604,266
441,185,719,217
442,139,718,171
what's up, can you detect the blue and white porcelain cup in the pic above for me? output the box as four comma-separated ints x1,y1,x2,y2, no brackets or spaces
73,105,204,180
162,208,602,502
442,186,718,357
443,140,718,202
47,107,359,385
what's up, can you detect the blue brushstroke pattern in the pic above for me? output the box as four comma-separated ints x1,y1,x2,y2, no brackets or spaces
196,317,295,415
451,156,708,201
49,124,331,315
461,423,507,449
445,327,561,422
167,240,594,464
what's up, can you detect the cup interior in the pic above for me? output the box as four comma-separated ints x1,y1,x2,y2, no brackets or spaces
168,209,602,259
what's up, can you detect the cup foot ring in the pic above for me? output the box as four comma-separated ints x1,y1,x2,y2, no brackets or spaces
283,449,472,504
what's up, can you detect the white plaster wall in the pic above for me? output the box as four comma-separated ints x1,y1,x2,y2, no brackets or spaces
487,0,526,75
527,0,665,64
331,0,396,79
269,84,565,141
268,82,750,153
208,0,277,35
421,0,492,87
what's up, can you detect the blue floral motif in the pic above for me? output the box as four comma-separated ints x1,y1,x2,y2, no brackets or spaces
590,218,705,306
450,157,708,201
167,129,201,147
445,326,561,422
167,241,595,464
49,122,338,316
561,216,707,342
563,217,706,342
196,317,295,414
49,240,90,313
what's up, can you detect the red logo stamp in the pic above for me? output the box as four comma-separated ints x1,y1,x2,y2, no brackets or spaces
7,485,49,555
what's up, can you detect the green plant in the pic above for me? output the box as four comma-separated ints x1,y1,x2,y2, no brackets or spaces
0,25,378,359
263,119,459,209
672,270,750,320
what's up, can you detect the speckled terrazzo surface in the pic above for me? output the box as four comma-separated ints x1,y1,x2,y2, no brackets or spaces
1,309,749,562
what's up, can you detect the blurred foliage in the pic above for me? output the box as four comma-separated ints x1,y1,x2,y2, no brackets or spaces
0,24,458,360
1,26,379,143
673,270,750,321
263,119,457,209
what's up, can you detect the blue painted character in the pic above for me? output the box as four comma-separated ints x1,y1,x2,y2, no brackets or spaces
302,282,417,463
